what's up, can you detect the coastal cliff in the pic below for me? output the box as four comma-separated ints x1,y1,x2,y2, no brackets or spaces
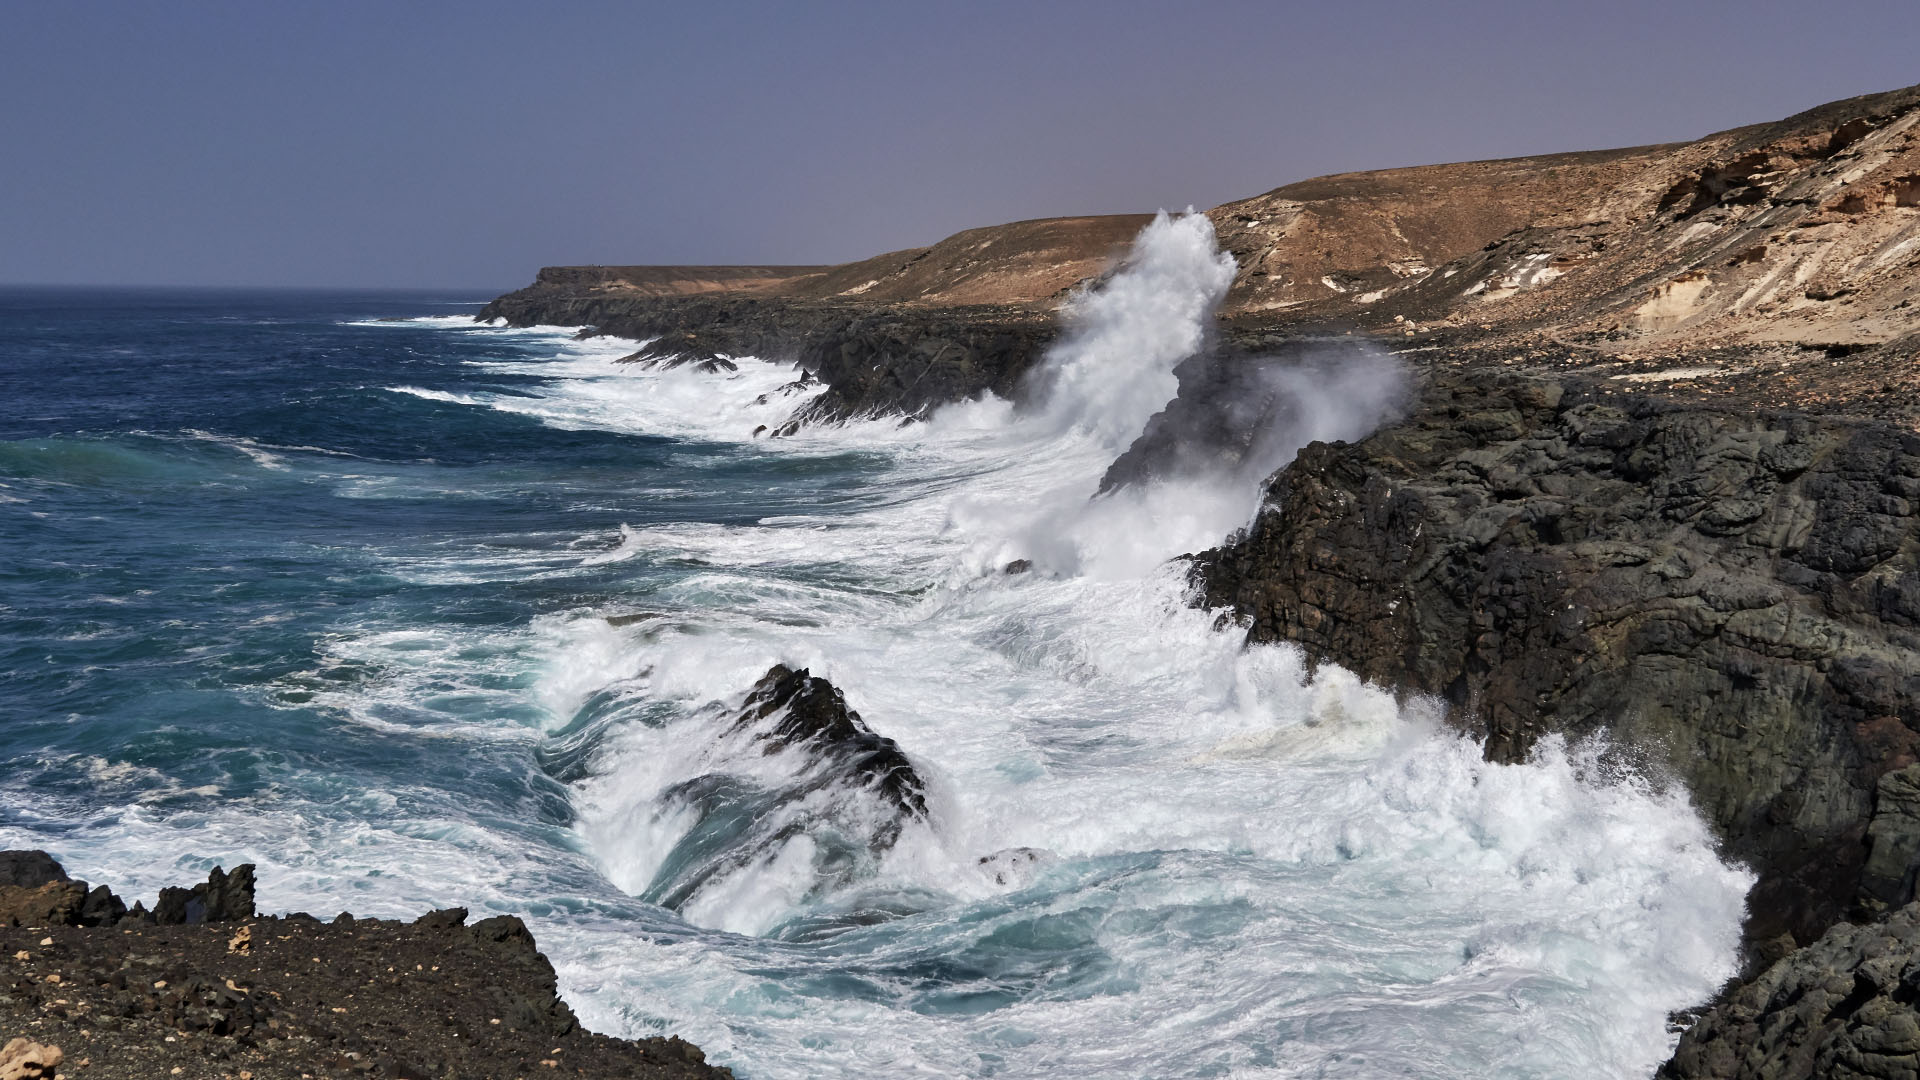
1186,369,1920,951
474,81,1920,1073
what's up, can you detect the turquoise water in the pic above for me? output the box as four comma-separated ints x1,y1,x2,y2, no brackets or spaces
0,242,1751,1079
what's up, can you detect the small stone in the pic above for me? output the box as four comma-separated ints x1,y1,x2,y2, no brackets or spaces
227,925,251,954
36,938,50,946
152,980,166,989
12,952,26,962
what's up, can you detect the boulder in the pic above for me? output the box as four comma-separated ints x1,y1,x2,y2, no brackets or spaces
0,852,68,889
0,1039,61,1080
151,864,256,925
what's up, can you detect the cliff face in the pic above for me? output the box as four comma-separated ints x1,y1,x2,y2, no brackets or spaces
1188,370,1920,950
493,214,1152,312
1358,86,1920,354
1660,899,1920,1080
1205,145,1679,314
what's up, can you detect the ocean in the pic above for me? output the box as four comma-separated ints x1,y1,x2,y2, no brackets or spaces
0,217,1753,1078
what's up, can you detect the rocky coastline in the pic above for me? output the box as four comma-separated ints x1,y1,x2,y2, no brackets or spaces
0,852,730,1080
326,79,1920,1075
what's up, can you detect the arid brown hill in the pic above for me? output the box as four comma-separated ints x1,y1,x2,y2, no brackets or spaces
517,214,1153,310
508,83,1920,363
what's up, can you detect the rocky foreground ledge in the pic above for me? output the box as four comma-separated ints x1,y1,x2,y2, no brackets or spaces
0,852,729,1080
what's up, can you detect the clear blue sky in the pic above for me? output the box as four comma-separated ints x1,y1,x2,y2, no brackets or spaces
3,0,1914,289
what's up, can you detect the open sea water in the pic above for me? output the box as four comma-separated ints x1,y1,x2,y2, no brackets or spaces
0,218,1754,1078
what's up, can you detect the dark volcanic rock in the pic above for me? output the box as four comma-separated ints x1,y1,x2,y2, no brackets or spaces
644,665,930,914
0,881,89,928
1099,333,1405,494
475,291,1055,427
151,862,254,925
1189,372,1920,948
1661,901,1920,1080
0,857,248,929
732,664,929,825
0,850,68,888
0,854,729,1080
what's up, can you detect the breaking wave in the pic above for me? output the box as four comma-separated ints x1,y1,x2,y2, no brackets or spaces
0,221,1750,1079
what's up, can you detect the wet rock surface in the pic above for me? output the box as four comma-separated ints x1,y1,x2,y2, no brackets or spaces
731,664,929,829
645,665,930,916
1189,371,1920,950
475,292,1055,428
0,855,729,1080
1661,900,1920,1080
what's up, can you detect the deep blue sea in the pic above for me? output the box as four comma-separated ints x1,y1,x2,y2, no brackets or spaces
0,221,1755,1080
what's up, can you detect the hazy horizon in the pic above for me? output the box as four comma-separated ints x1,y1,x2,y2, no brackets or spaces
4,0,1916,290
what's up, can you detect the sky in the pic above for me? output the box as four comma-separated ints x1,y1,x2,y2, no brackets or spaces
3,0,1916,290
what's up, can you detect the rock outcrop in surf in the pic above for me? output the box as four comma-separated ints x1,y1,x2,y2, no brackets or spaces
729,664,929,830
0,850,251,929
641,665,929,916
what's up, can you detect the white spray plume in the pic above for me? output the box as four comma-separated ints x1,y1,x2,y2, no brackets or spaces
977,209,1406,578
1027,210,1238,454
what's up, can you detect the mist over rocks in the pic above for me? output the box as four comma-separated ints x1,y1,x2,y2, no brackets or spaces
1097,334,1409,495
1188,369,1920,951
